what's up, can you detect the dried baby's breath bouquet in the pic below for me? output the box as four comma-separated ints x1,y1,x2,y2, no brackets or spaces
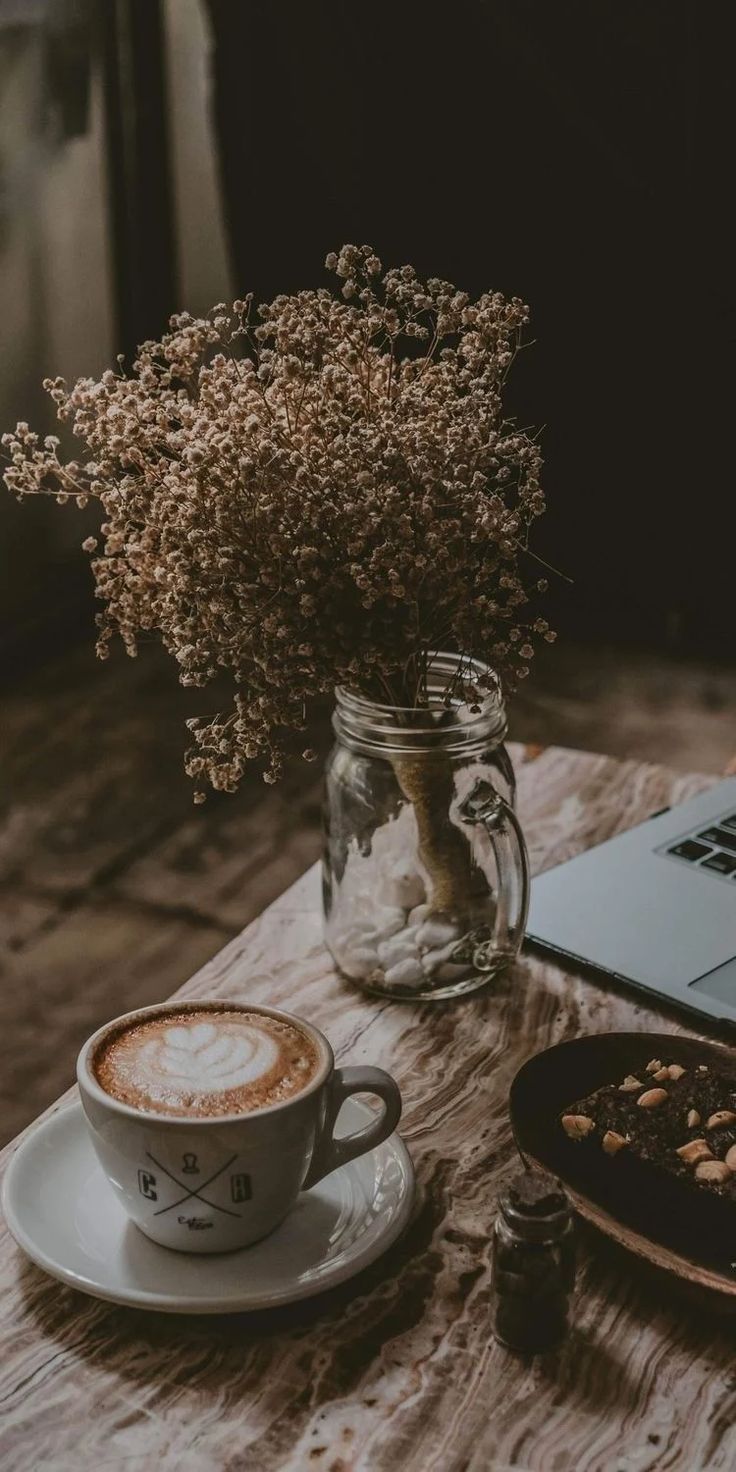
3,245,553,807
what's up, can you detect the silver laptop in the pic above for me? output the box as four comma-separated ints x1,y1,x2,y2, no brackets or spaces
526,777,736,1028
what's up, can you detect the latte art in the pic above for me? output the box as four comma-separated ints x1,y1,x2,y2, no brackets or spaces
138,1021,280,1094
93,1007,320,1117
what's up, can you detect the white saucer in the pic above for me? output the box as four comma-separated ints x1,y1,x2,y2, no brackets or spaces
2,1099,415,1314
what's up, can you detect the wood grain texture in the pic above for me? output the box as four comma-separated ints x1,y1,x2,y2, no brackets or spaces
1,744,734,1472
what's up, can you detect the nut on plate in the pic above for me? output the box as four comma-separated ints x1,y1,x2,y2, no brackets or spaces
637,1088,668,1109
695,1160,732,1184
667,1064,686,1080
652,1067,670,1082
645,1059,663,1075
561,1114,595,1140
602,1130,628,1155
725,1145,736,1172
706,1110,736,1129
675,1139,713,1165
618,1075,643,1093
687,1109,701,1128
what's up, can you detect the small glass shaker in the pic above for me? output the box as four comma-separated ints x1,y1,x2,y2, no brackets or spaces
490,1168,576,1353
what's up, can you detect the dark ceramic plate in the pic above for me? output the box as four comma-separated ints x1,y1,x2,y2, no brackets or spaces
510,1032,736,1295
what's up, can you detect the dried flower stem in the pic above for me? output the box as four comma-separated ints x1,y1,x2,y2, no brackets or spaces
393,750,473,915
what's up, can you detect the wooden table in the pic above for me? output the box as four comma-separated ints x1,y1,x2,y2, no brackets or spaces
1,744,734,1472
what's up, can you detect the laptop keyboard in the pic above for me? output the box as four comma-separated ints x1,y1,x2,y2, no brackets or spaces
666,811,736,880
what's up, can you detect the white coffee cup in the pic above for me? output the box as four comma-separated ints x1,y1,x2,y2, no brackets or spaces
77,1000,402,1253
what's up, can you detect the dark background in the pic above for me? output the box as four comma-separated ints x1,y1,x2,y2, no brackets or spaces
207,0,735,657
1,0,734,675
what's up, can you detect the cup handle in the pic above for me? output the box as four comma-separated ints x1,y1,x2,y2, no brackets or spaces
301,1066,402,1190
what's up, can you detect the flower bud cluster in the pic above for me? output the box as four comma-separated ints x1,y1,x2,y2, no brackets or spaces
2,247,552,793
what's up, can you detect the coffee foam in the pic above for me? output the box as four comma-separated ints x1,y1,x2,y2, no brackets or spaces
92,1007,320,1118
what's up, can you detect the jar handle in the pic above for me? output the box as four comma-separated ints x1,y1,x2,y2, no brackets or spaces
459,779,530,962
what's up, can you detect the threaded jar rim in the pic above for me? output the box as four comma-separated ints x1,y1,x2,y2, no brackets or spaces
333,652,507,759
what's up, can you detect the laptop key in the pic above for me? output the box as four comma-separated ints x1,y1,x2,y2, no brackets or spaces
669,839,713,862
722,814,736,833
701,851,736,876
698,827,736,854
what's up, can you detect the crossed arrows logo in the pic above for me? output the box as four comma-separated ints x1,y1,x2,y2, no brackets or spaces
145,1151,242,1218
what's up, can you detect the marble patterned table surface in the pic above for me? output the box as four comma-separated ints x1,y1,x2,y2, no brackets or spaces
1,744,734,1472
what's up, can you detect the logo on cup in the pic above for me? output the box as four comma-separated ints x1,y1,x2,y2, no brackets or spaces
137,1168,158,1200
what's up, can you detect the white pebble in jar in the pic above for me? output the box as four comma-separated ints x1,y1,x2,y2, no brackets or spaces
377,935,420,969
383,957,424,988
421,939,459,975
371,906,407,942
415,918,460,950
343,945,380,979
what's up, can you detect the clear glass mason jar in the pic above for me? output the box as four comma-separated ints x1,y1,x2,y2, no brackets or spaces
322,653,530,1002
